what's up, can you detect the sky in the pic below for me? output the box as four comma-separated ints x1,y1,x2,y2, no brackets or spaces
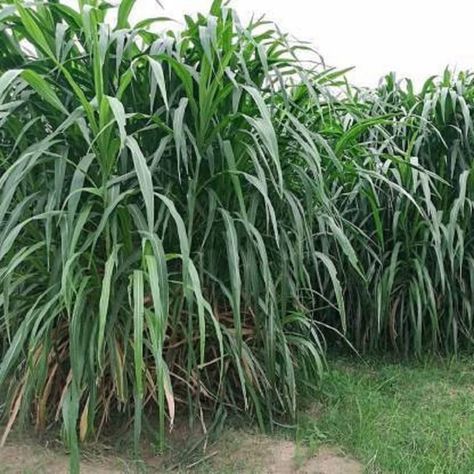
74,0,474,88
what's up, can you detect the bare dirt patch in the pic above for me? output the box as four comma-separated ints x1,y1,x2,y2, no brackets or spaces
0,443,124,473
206,431,363,473
0,432,362,473
299,447,363,474
266,442,362,474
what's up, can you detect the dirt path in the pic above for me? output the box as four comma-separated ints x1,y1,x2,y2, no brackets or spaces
0,435,363,473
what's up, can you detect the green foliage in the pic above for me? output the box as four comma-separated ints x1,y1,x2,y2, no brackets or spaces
1,0,474,471
0,1,340,471
316,71,474,354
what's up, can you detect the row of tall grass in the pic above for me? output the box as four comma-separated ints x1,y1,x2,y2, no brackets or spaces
0,0,472,470
320,71,474,354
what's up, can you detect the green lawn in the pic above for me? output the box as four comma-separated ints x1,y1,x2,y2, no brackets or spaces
298,357,474,473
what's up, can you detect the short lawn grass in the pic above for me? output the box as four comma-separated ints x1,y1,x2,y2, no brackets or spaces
299,356,474,473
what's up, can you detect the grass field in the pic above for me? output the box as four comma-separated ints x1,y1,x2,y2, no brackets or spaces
298,356,474,473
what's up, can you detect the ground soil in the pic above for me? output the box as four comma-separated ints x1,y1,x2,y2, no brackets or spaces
0,434,362,473
0,444,122,473
204,432,363,474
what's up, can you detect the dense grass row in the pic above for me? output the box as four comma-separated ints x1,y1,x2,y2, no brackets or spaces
0,0,473,471
319,71,474,354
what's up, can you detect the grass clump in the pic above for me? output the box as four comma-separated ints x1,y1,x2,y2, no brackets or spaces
0,0,345,470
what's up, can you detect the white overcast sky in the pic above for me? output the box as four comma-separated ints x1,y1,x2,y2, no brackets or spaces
70,0,474,88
